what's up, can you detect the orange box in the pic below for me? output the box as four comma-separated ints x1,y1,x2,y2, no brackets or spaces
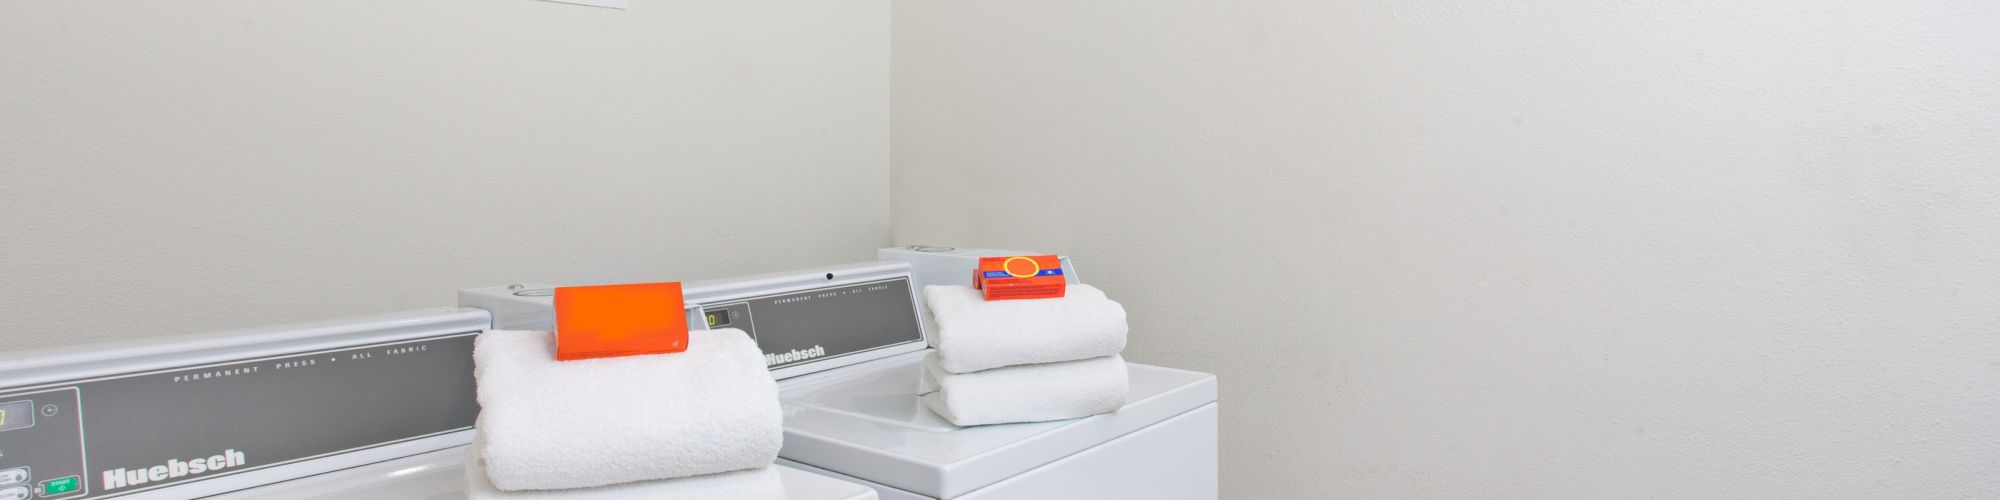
553,282,689,361
973,255,1067,301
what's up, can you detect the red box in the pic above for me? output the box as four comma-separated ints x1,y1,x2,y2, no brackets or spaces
553,282,689,361
973,255,1067,301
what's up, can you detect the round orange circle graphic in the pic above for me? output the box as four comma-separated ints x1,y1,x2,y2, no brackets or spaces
1002,256,1041,278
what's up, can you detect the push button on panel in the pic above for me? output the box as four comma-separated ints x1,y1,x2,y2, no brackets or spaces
35,476,77,497
0,486,25,500
0,468,23,486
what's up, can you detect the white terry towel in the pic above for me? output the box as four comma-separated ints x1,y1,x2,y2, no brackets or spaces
474,329,782,491
921,352,1129,426
465,438,786,500
924,284,1128,373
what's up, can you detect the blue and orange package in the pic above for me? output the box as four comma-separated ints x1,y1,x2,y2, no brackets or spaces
972,255,1067,301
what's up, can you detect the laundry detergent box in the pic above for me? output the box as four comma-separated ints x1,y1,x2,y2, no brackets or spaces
878,246,1078,335
553,282,689,361
973,255,1067,301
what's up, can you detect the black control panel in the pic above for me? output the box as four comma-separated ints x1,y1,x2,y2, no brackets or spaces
0,332,479,499
0,388,82,498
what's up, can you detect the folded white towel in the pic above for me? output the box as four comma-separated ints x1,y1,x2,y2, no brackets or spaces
924,284,1128,373
474,329,782,491
465,438,786,500
921,352,1129,426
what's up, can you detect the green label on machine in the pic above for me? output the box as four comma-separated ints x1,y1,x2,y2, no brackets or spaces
41,475,80,495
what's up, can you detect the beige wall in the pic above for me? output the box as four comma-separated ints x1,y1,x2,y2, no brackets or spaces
0,1,889,350
893,2,2000,498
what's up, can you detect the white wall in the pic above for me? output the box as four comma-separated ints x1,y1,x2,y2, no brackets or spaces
893,2,2000,498
0,1,889,350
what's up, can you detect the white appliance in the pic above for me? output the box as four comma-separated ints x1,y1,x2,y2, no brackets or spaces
462,252,1220,499
211,446,874,500
776,352,1217,499
793,247,1217,499
0,309,876,500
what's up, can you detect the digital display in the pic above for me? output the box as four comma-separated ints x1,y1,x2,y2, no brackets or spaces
705,310,731,327
0,400,32,432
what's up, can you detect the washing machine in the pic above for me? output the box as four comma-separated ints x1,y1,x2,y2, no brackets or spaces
462,254,1220,500
0,309,876,500
775,351,1216,499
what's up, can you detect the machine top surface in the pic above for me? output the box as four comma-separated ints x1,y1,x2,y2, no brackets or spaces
459,261,930,380
210,445,878,500
774,350,1218,498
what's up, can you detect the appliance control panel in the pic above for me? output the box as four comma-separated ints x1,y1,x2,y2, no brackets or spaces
0,333,479,499
693,277,924,370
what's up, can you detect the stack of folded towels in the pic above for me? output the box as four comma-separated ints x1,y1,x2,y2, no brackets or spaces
921,284,1131,426
467,328,785,499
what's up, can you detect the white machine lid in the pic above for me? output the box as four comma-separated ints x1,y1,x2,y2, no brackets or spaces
208,445,878,500
776,350,1218,498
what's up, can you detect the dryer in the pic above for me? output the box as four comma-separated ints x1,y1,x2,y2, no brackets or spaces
0,309,875,500
775,353,1216,499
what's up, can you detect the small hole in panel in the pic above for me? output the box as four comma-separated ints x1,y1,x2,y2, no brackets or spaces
825,273,834,280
